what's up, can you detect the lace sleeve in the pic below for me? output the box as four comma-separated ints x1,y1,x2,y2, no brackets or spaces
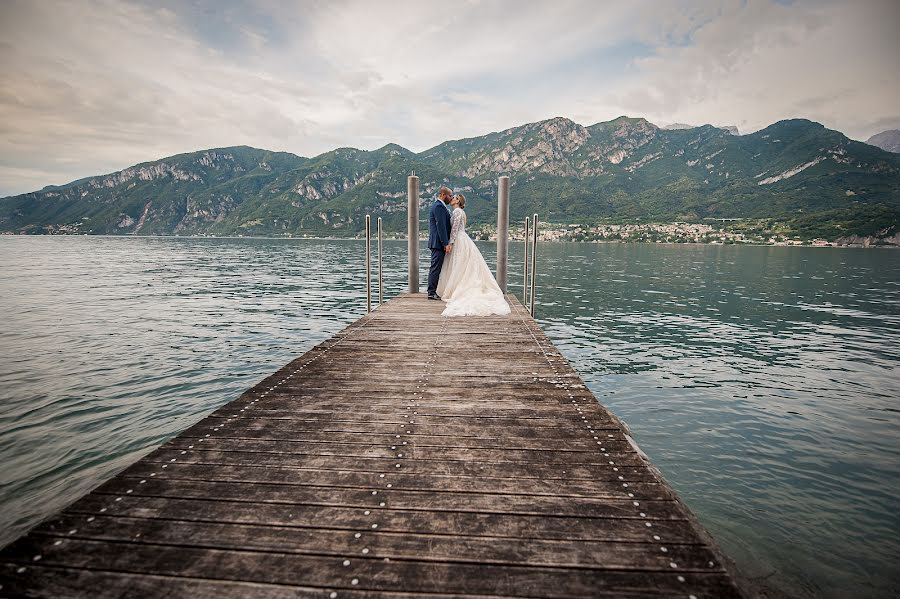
449,208,464,244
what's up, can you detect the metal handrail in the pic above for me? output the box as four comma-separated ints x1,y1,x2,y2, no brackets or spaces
377,216,383,306
407,176,419,293
530,213,538,316
365,214,372,312
497,176,510,292
523,216,530,305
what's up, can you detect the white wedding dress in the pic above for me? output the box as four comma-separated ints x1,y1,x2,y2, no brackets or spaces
437,208,511,317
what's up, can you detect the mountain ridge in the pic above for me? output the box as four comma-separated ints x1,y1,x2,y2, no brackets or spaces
2,116,898,240
662,123,739,135
866,130,900,153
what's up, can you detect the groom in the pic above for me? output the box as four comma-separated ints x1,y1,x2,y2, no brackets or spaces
427,186,453,300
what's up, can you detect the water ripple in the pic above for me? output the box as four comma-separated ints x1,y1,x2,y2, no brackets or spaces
0,238,898,598
535,243,900,598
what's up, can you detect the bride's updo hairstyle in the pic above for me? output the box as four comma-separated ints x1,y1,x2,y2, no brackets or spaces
455,194,466,208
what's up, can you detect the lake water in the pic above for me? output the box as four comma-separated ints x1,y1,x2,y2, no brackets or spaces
0,236,897,597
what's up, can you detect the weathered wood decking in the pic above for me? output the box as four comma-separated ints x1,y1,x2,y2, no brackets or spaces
0,294,744,598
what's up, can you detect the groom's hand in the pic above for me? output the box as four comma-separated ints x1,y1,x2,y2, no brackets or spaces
445,244,452,253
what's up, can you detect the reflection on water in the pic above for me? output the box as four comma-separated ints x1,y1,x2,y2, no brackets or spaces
1,237,898,598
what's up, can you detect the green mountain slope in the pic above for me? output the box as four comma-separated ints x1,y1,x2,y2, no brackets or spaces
0,146,307,235
2,117,898,239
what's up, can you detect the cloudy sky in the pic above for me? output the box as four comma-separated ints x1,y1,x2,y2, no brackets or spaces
1,0,898,196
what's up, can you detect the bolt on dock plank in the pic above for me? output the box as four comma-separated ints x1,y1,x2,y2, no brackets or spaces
0,294,746,598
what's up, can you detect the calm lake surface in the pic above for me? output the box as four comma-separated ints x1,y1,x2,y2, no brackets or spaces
1,236,898,597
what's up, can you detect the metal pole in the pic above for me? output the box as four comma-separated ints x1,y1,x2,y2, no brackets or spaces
523,216,530,305
496,176,510,293
530,213,538,316
407,175,419,293
377,216,383,306
365,214,372,313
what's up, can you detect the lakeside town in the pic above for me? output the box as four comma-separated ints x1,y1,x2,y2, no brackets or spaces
12,218,897,247
467,220,898,247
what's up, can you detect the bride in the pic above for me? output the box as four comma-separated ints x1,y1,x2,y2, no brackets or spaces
436,194,511,317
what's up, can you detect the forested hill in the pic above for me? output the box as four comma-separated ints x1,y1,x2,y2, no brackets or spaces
2,117,898,240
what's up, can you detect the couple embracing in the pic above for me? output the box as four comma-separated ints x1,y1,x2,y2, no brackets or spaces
426,186,511,317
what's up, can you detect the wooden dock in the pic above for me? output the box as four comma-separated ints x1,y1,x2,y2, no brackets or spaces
0,294,745,598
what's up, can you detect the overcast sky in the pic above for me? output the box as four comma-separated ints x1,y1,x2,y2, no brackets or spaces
1,0,898,196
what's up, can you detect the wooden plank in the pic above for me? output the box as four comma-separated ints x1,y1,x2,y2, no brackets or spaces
87,477,683,519
202,412,615,431
4,537,742,598
0,294,745,598
170,428,630,451
173,424,634,452
141,449,658,481
27,514,724,571
199,416,625,437
61,495,702,543
0,564,336,599
117,463,669,498
157,437,649,466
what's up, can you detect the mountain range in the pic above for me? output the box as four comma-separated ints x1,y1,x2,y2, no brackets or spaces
2,117,898,240
866,130,900,153
662,123,740,135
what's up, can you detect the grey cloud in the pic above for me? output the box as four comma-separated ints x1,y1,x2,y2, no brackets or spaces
605,0,900,139
0,0,897,196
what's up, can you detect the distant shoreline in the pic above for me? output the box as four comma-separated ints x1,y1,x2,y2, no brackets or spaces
1,232,896,248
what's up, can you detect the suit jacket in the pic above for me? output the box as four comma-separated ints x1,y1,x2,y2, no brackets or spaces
428,199,452,250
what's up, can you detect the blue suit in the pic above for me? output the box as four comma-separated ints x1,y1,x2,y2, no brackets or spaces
427,199,452,297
